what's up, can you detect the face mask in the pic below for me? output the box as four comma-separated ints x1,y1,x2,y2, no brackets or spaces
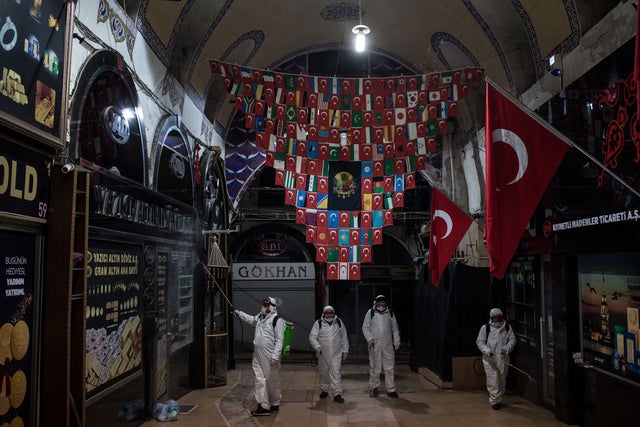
261,306,269,315
490,316,504,327
376,305,386,312
324,315,335,322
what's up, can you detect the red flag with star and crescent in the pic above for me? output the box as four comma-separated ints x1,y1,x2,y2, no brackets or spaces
635,0,640,115
484,81,569,279
428,188,473,286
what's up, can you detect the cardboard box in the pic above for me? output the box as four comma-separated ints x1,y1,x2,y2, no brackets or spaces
452,356,486,390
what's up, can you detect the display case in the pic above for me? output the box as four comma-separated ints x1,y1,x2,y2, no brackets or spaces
507,256,538,345
170,250,194,352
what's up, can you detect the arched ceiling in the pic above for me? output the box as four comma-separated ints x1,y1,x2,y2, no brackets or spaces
134,0,622,133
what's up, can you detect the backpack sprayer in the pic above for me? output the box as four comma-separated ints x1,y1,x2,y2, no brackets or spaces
198,262,296,356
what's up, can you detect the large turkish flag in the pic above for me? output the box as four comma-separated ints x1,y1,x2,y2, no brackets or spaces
485,82,569,278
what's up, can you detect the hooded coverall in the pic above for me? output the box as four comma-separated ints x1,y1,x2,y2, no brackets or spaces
476,317,516,406
309,308,349,397
362,306,401,393
236,307,285,411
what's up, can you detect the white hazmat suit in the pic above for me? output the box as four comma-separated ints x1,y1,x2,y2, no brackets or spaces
235,297,285,414
362,295,400,396
308,306,349,401
476,308,516,408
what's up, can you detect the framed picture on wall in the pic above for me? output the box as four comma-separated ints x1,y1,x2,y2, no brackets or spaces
579,252,640,384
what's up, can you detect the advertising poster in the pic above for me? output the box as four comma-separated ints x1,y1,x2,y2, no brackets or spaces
0,230,36,427
580,252,640,383
0,0,69,145
0,141,51,220
85,240,142,397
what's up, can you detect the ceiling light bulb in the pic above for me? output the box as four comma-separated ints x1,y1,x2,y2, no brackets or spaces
356,31,366,52
352,24,370,53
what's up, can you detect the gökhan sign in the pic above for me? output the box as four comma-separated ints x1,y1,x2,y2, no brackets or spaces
233,263,314,281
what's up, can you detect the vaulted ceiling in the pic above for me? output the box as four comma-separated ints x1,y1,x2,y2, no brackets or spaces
134,0,623,134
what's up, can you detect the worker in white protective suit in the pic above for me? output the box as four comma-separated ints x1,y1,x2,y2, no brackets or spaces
309,305,349,403
234,296,285,416
362,295,401,398
476,307,516,410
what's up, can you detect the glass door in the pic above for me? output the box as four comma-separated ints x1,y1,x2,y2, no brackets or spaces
166,248,194,397
506,256,540,400
508,258,537,342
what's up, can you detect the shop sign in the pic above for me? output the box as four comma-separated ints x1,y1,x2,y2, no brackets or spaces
0,153,50,220
391,266,415,279
233,262,314,281
101,106,130,145
361,266,390,279
258,239,287,257
546,208,640,235
91,184,195,235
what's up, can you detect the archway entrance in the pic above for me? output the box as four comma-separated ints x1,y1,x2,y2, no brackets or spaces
325,234,416,358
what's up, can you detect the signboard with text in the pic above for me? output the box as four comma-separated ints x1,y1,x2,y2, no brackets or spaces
0,229,37,426
0,143,51,220
232,262,315,281
85,240,142,397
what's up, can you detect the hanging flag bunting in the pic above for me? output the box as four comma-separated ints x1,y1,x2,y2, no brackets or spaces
428,188,473,286
210,60,483,279
485,81,569,279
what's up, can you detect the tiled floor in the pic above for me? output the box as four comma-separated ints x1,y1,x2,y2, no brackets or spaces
138,361,575,426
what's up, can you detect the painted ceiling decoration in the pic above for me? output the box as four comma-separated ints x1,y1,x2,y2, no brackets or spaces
133,0,602,129
210,59,484,279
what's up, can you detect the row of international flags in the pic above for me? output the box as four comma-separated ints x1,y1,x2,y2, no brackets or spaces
210,60,483,280
210,60,483,94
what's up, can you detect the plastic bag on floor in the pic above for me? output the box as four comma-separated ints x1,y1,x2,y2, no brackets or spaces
117,398,144,421
152,399,180,421
165,399,180,420
152,402,168,421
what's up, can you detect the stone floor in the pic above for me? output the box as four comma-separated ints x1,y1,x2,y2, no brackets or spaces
137,361,575,427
